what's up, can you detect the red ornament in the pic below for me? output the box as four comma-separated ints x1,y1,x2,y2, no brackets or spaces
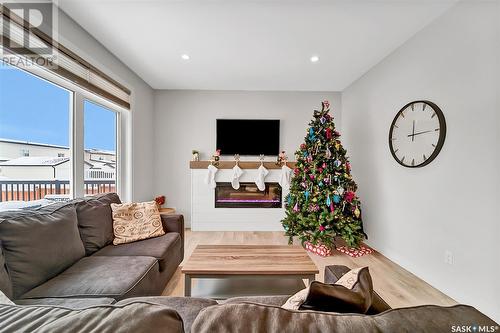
346,162,351,172
294,168,300,175
300,143,306,150
319,225,325,232
309,174,315,180
330,202,335,212
345,191,355,202
325,128,332,140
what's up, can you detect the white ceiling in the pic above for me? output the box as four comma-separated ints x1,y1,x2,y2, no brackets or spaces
59,0,455,91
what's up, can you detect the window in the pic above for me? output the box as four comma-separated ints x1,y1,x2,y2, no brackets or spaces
0,62,125,210
0,64,72,206
83,100,117,195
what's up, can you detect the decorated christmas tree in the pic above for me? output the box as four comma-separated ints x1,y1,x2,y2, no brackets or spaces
282,101,366,249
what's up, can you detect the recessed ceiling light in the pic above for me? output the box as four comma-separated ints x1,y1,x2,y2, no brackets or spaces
310,55,320,63
181,54,190,60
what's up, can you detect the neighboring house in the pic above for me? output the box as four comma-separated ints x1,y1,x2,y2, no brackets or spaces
0,139,116,180
0,138,68,161
0,157,70,180
85,159,116,180
85,149,116,163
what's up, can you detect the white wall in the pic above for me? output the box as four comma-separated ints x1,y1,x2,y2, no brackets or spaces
342,1,499,321
154,91,341,226
56,9,155,202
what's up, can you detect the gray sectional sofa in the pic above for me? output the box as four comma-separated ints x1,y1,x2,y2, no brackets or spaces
0,193,184,306
0,195,497,332
0,265,497,332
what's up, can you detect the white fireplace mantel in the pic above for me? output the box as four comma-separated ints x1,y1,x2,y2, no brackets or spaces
190,168,289,231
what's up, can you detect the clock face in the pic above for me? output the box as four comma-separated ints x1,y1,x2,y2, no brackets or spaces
389,100,446,168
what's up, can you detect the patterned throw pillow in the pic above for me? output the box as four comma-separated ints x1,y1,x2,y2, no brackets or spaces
111,201,165,245
0,290,14,305
335,267,364,289
281,287,309,310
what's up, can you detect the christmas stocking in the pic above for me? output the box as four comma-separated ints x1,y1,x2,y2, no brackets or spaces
279,164,292,188
204,164,218,189
231,164,244,190
255,165,269,191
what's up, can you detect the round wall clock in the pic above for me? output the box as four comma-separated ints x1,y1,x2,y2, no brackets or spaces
389,100,446,168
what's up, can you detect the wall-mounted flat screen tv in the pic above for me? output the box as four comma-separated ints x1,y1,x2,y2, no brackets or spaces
216,119,280,156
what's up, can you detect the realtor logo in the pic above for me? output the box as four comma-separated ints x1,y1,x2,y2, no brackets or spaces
1,1,54,55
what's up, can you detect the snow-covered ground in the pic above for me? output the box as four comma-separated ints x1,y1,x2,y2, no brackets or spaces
0,198,56,212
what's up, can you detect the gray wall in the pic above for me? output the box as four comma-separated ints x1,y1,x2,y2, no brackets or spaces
341,1,499,321
153,90,342,226
57,9,155,202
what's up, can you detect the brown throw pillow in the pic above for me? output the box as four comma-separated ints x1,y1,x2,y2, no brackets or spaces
111,201,165,245
299,266,373,313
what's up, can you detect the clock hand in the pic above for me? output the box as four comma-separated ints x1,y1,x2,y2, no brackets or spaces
411,120,415,142
407,130,434,137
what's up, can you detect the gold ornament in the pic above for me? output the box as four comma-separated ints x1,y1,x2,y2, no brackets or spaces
354,207,361,218
325,146,332,159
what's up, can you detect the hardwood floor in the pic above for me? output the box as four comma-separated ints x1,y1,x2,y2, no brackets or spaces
162,230,457,309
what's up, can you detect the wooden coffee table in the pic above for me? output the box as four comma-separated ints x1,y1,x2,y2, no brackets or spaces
181,245,319,297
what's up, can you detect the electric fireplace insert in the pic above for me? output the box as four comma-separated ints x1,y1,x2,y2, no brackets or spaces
215,182,282,208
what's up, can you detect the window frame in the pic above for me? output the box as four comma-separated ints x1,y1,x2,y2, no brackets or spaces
81,98,120,198
1,61,129,201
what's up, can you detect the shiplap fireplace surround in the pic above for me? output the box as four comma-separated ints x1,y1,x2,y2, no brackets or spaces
190,161,295,231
